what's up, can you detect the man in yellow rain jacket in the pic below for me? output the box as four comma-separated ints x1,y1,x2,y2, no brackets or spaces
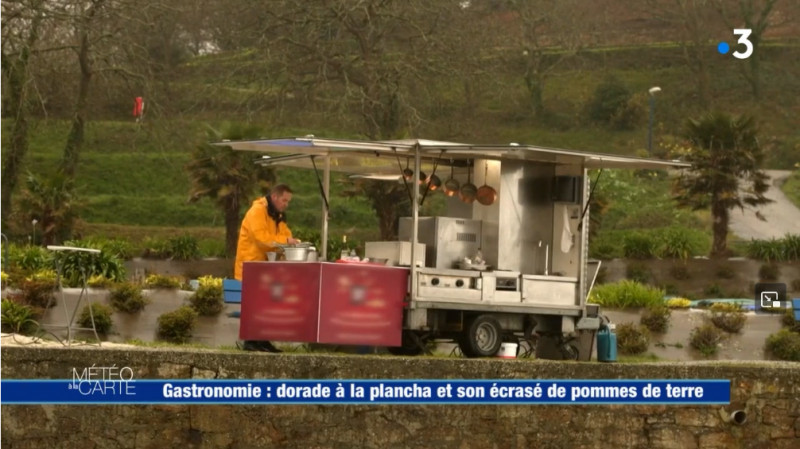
234,184,299,353
234,183,299,280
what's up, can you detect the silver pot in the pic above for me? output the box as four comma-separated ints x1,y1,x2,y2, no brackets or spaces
282,246,309,261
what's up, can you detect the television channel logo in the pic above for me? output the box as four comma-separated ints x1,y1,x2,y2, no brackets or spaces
754,283,786,313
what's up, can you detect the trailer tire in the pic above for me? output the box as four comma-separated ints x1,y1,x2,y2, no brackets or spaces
459,314,502,358
387,331,425,356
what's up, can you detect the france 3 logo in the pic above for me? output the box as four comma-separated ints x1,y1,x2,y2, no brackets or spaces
717,29,753,59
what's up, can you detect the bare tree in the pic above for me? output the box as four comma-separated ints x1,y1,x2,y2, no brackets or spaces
713,0,781,100
1,0,47,229
644,0,723,109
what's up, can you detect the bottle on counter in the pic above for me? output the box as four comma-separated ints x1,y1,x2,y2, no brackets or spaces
340,235,349,260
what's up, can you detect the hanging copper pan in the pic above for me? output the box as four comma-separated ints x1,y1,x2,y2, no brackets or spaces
476,160,497,206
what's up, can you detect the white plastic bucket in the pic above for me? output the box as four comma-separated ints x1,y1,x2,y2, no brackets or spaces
497,342,518,359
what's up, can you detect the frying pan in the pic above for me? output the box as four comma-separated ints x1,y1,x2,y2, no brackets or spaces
459,163,477,203
427,173,441,190
476,161,497,206
444,164,460,197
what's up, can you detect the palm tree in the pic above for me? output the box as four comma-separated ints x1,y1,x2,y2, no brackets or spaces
673,112,771,257
20,172,79,246
187,124,275,258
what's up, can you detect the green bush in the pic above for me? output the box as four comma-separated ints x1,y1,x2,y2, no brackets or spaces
13,245,53,272
758,263,780,281
625,262,651,284
715,265,736,279
157,306,198,343
709,304,747,333
703,283,724,298
781,308,799,331
665,298,691,309
141,237,171,259
615,323,650,355
640,304,671,333
1,299,39,334
660,228,694,260
747,235,800,262
765,329,800,361
109,282,149,313
18,279,57,309
190,284,224,316
586,76,639,130
168,235,201,261
145,274,182,290
77,303,114,334
668,263,691,280
87,274,115,289
589,280,664,308
622,233,658,259
690,323,723,356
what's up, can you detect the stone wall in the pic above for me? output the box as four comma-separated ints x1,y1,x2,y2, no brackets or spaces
2,346,798,449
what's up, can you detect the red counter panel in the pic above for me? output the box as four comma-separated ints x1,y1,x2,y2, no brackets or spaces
317,263,408,347
240,262,320,342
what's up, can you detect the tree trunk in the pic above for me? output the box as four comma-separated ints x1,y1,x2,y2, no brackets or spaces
524,68,545,117
60,30,93,179
1,5,44,229
224,197,241,259
711,201,730,257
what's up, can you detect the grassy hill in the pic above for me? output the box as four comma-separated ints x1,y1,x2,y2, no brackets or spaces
3,42,799,253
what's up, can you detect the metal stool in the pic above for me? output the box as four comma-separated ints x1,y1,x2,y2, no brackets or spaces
41,246,102,346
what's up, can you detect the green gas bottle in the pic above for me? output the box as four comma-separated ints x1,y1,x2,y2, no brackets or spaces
597,323,617,363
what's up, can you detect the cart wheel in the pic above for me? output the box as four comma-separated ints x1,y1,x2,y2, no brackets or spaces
460,314,502,358
387,331,425,356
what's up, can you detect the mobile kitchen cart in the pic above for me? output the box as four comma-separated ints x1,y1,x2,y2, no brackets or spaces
217,137,688,360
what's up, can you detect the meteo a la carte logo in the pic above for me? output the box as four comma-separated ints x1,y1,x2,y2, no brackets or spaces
70,365,136,396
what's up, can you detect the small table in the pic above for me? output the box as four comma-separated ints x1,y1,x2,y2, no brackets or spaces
41,246,102,346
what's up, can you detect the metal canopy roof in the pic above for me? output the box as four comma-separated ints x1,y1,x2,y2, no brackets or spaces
214,137,690,174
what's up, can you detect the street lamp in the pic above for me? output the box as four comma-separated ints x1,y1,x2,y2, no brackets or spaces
648,86,662,156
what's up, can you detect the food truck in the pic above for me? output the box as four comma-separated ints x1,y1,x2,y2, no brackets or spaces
218,137,688,360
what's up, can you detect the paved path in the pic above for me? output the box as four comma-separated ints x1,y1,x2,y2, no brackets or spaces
729,170,800,240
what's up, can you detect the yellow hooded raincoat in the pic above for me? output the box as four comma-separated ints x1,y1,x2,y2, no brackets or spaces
234,197,293,280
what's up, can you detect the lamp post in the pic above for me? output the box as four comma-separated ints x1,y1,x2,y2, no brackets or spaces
648,86,661,156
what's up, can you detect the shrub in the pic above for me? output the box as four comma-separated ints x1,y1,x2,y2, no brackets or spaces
625,262,651,284
589,281,665,308
109,282,149,313
623,233,657,259
190,276,223,316
640,304,671,333
781,308,800,332
765,330,800,361
758,263,780,281
18,279,57,309
660,228,694,260
0,271,8,289
142,237,171,259
703,283,724,298
690,323,723,356
168,235,201,261
668,263,691,280
145,274,182,290
586,76,642,130
715,264,736,279
77,303,114,334
615,323,650,355
1,299,38,334
157,306,198,343
14,245,53,272
87,274,115,289
55,246,126,287
710,304,747,333
666,298,691,309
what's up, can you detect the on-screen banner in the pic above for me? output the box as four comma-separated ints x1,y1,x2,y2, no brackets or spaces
1,379,730,405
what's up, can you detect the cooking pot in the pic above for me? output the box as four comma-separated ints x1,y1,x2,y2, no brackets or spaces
476,161,497,206
427,173,441,191
277,242,312,261
459,164,477,203
444,164,460,197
